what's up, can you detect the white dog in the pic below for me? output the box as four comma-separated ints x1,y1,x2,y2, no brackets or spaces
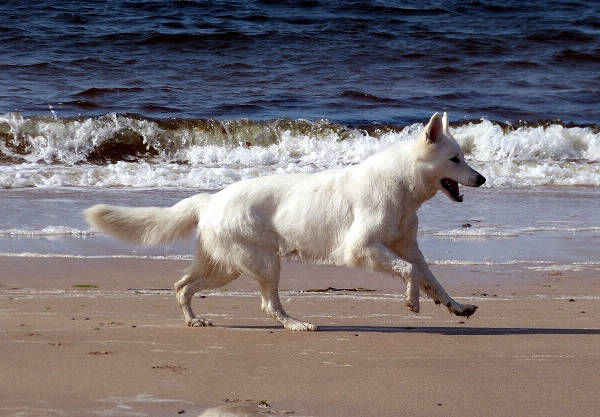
85,112,485,331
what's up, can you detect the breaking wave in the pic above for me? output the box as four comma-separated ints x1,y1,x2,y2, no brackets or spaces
1,112,598,189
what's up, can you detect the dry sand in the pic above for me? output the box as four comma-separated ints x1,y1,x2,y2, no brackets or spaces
1,256,600,417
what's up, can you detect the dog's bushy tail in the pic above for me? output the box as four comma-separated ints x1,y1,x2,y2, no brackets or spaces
84,194,210,246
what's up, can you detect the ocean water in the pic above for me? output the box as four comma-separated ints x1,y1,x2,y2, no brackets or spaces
0,1,599,271
1,1,599,122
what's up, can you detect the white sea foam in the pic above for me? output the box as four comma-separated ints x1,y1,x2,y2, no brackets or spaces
429,259,552,266
1,113,599,189
0,252,193,260
430,223,600,239
432,226,520,239
453,120,600,162
0,252,556,267
452,120,600,187
0,226,94,237
523,225,600,233
527,264,585,272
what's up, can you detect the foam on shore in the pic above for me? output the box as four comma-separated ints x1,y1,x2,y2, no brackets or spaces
2,113,599,189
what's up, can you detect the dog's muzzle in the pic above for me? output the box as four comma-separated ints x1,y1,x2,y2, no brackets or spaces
474,174,486,187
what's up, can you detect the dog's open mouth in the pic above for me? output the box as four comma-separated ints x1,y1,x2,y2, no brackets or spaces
441,178,463,202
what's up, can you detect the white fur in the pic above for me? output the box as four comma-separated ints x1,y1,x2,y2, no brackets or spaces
85,113,486,331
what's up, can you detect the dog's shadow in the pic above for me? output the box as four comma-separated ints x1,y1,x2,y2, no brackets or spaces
223,325,600,335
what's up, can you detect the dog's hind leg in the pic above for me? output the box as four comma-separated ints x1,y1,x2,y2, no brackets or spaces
258,276,317,331
175,253,240,327
174,274,212,327
236,248,317,331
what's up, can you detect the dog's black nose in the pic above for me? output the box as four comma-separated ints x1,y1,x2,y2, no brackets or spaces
475,174,486,187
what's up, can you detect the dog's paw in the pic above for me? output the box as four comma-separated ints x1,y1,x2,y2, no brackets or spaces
452,304,478,318
284,320,318,331
187,318,213,327
405,300,420,313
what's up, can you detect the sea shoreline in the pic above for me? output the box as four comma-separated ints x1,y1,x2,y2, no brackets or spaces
2,185,599,268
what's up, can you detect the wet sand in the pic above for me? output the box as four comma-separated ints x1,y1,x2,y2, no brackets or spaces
2,257,600,417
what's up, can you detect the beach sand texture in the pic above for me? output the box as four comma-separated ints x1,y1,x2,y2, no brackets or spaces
2,257,600,417
2,2,600,415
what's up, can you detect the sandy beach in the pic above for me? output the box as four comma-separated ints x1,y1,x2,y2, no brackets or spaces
2,256,600,417
3,1,600,416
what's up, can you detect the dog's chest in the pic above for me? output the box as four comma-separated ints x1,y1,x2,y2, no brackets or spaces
386,203,419,243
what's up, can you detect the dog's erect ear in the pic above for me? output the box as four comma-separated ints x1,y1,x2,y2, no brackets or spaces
424,112,443,144
442,112,449,133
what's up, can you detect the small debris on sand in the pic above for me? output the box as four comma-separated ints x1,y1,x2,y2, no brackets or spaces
151,364,186,373
99,321,123,327
303,287,375,293
258,400,270,408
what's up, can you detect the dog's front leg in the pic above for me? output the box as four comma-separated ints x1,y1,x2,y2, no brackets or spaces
404,272,420,313
382,252,421,312
359,243,477,318
403,248,478,318
349,243,420,312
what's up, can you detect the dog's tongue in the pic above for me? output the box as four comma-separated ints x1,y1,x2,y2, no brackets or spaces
450,181,458,194
443,178,462,202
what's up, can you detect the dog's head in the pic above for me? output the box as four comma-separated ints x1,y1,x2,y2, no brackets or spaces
417,112,485,202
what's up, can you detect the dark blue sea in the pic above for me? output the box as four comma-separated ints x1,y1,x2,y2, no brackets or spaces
1,0,599,124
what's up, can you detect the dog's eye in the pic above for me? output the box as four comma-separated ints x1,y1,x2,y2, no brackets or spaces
449,156,460,163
